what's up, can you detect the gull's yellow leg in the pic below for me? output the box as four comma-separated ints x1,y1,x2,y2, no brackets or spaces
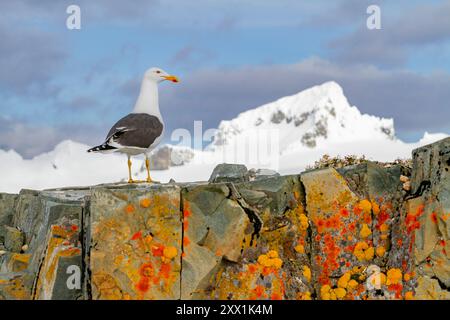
127,156,134,183
145,157,153,183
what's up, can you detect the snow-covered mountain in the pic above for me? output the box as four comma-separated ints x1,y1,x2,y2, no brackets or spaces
0,81,447,193
209,81,395,153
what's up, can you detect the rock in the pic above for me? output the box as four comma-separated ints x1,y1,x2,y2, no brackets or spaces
33,222,83,300
406,137,450,289
180,183,250,299
90,185,182,300
146,145,195,171
209,164,248,183
415,275,450,300
246,168,280,181
4,226,24,253
0,193,17,226
0,137,449,300
182,175,311,300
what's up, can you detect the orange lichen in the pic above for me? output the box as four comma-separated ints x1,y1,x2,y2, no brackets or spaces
379,223,389,233
371,201,380,215
431,212,438,224
183,236,190,247
339,207,349,217
183,202,191,218
270,293,282,300
131,231,143,240
404,291,414,300
144,235,153,245
151,245,164,257
125,204,135,214
140,198,151,208
136,277,150,293
159,263,171,279
386,268,402,285
253,285,265,299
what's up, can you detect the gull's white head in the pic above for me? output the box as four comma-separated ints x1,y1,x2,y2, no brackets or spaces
144,67,179,83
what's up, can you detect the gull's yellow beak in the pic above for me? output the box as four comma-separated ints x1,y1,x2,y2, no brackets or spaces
163,75,179,83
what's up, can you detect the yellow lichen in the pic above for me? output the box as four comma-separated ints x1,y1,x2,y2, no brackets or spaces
294,244,305,254
364,247,375,260
303,266,312,282
386,268,402,285
298,291,312,300
257,253,283,269
358,200,372,214
299,213,309,231
379,223,389,233
347,279,359,291
272,258,283,269
360,224,372,239
140,198,151,208
267,250,279,259
161,246,178,263
337,272,351,289
257,254,270,266
320,285,332,300
334,287,347,299
376,246,386,257
354,241,374,261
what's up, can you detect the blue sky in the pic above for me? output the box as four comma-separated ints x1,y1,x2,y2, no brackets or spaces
1,0,450,157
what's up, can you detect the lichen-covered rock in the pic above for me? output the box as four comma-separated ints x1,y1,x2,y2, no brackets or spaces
183,175,312,300
301,163,413,300
90,185,181,300
0,193,17,227
0,137,449,300
0,272,35,300
406,137,450,291
33,221,83,300
4,226,24,253
209,164,248,183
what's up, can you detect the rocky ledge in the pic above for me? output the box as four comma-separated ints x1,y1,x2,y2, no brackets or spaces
0,138,449,300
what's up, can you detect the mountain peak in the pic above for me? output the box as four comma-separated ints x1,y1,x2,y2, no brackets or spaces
209,81,396,152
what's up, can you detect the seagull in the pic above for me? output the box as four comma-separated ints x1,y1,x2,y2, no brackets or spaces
87,67,179,183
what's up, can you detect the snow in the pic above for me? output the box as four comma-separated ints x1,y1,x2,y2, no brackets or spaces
0,82,447,193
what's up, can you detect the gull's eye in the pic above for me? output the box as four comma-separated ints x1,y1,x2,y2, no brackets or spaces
155,70,161,74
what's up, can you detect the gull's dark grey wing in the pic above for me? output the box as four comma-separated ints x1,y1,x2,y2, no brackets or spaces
105,113,163,149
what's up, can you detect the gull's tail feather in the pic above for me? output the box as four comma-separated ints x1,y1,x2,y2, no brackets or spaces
87,143,117,153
